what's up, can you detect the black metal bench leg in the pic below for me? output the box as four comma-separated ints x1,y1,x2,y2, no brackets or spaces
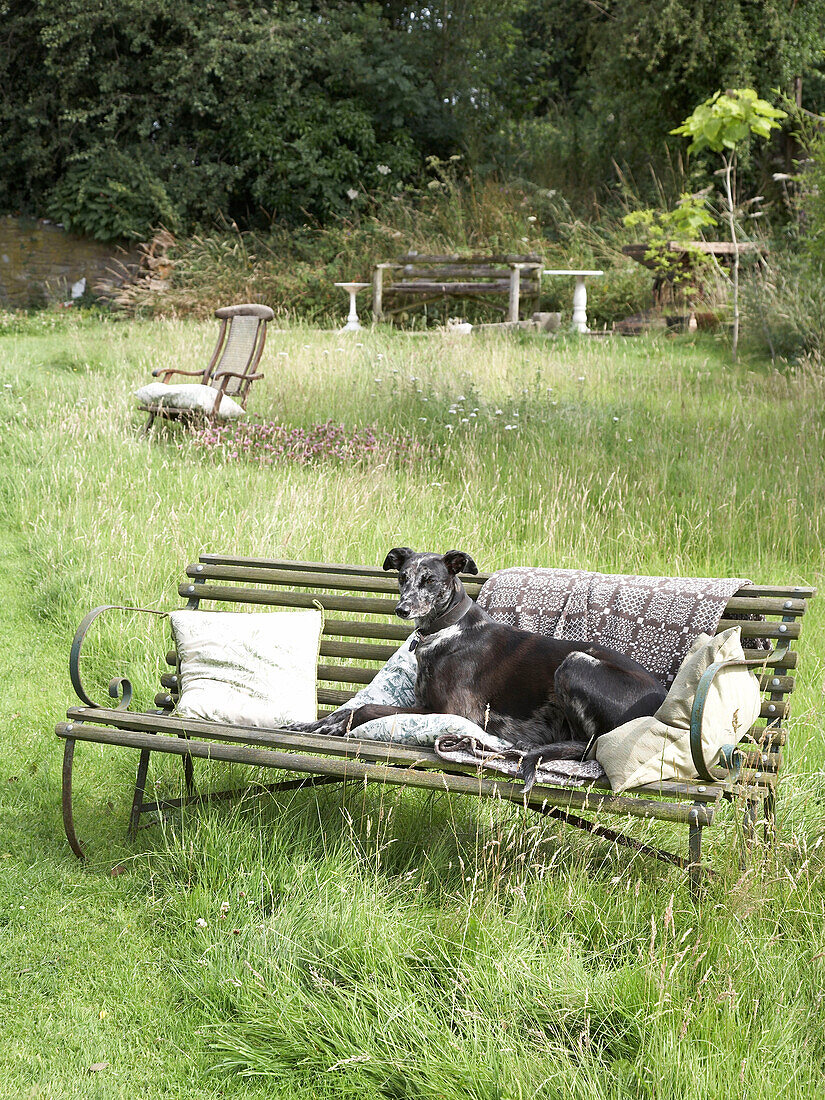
764,788,777,845
179,740,196,798
128,749,152,839
61,738,86,860
688,805,704,899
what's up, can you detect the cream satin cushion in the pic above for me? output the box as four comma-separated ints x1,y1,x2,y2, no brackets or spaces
595,628,762,792
135,381,246,419
169,609,323,727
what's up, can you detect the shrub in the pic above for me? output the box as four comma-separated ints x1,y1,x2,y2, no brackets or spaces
190,418,429,467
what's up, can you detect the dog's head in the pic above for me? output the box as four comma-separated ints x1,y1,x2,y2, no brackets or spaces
382,547,478,622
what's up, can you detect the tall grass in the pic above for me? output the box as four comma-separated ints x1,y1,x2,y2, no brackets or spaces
0,313,824,1097
116,174,653,327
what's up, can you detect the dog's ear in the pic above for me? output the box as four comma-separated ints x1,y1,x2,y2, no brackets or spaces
383,547,414,572
443,550,479,576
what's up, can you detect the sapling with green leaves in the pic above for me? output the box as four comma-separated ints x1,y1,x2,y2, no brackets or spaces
671,89,786,361
623,193,717,310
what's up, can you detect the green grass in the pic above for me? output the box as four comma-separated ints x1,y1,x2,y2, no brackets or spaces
0,311,824,1098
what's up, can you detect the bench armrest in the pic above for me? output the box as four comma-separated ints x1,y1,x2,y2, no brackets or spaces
70,605,169,710
151,367,207,381
212,370,264,382
688,656,770,782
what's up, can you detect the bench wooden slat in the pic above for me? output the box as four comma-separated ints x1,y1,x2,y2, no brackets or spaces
64,706,732,803
56,720,716,825
186,563,484,598
396,253,543,264
717,619,800,638
181,583,398,616
196,557,816,600
388,282,512,294
393,266,541,280
318,664,375,685
322,619,413,641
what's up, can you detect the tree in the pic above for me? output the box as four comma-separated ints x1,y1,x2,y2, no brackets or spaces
672,89,786,361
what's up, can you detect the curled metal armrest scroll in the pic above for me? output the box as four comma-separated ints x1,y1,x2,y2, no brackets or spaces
688,655,774,783
69,605,169,710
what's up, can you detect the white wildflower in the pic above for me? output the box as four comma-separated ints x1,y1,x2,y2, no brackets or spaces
494,408,503,415
346,188,359,200
613,416,619,422
376,164,391,175
527,215,537,223
195,917,207,928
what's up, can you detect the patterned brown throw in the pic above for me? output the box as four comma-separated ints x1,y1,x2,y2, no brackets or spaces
476,568,749,686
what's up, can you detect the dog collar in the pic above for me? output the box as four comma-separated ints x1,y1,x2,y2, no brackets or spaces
410,591,474,651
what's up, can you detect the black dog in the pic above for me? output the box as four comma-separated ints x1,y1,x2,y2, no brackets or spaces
298,548,666,792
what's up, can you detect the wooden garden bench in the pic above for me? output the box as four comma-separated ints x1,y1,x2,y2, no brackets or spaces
56,555,814,893
372,253,542,322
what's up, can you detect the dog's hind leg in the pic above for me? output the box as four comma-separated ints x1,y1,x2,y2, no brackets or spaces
554,651,665,742
517,652,665,794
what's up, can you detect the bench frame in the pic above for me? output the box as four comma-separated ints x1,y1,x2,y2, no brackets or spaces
372,253,543,322
56,555,815,895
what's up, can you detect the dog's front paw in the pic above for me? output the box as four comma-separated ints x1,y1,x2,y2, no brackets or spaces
285,715,349,737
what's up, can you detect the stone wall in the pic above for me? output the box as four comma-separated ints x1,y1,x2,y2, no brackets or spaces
0,217,140,308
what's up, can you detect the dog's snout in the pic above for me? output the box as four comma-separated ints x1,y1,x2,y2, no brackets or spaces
395,603,412,619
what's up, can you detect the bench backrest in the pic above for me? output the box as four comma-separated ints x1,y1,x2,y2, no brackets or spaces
162,556,815,764
383,252,542,287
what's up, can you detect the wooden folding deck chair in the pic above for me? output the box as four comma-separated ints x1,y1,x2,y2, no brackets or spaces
143,303,274,432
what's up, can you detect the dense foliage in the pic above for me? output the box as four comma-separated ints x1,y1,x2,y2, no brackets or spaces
2,0,825,239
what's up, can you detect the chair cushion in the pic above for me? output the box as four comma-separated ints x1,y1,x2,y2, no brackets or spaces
595,627,762,792
135,382,246,420
169,609,323,728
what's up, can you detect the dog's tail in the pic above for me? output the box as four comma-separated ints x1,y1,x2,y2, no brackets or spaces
519,740,590,795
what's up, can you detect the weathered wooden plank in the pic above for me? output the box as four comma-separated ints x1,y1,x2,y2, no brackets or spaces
757,673,794,692
62,707,748,806
395,266,525,279
743,647,796,668
724,596,807,615
320,639,400,662
317,664,375,685
55,721,715,824
318,686,357,706
180,583,398,616
396,253,542,264
323,619,412,642
387,282,512,294
195,557,815,600
185,563,483,598
759,699,790,720
717,619,800,638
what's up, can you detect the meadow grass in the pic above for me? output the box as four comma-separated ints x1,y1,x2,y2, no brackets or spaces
0,312,824,1098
